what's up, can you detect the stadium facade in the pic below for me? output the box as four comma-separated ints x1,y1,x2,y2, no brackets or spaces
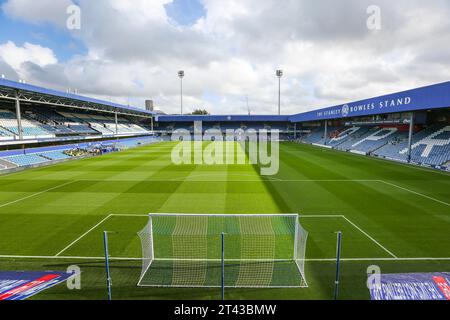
0,79,449,172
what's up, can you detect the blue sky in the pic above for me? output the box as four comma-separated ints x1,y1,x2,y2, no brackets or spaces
165,0,206,26
0,0,206,63
0,0,86,62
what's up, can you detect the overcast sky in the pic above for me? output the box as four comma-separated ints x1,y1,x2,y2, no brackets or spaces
1,0,450,115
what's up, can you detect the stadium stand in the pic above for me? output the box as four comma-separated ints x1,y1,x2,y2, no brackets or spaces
0,126,13,139
0,109,54,138
157,121,290,134
56,111,149,135
4,154,49,167
0,136,160,171
39,150,72,161
23,108,78,135
327,127,361,147
1,79,448,171
444,160,450,170
298,127,324,144
296,126,344,145
295,123,450,168
333,127,372,151
400,125,450,166
373,124,447,164
348,127,400,154
0,106,151,142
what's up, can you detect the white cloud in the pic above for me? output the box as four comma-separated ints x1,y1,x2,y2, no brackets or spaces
0,41,57,71
1,0,450,115
108,0,171,25
2,0,74,27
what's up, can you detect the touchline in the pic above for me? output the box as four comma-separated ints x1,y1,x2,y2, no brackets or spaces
170,121,280,176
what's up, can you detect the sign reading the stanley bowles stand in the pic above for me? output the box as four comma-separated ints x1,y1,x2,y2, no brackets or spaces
369,272,450,300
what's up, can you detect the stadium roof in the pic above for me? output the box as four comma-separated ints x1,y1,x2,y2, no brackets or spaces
288,81,450,122
156,115,290,122
157,81,450,124
0,78,155,118
2,78,448,122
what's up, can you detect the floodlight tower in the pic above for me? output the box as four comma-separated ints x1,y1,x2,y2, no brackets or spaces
276,69,283,115
178,70,185,115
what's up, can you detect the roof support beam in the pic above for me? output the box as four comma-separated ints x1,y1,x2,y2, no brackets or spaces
115,112,118,135
0,95,152,119
407,112,414,163
15,91,23,141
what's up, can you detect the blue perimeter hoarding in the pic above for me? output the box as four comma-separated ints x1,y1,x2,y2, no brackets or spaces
0,271,75,300
369,272,450,300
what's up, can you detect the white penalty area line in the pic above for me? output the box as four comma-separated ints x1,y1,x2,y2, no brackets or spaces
305,257,450,262
0,180,76,209
54,213,149,257
74,178,381,182
110,213,149,217
28,179,447,211
299,214,343,218
54,213,397,258
378,180,450,207
263,178,450,208
299,214,398,259
0,213,444,263
340,215,398,259
54,214,114,257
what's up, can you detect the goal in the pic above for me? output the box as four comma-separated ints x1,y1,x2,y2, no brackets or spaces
137,213,308,288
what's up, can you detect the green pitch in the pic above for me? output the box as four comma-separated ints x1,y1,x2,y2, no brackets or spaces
0,142,449,299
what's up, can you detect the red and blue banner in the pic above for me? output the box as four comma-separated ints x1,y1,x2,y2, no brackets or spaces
370,272,450,300
0,271,74,300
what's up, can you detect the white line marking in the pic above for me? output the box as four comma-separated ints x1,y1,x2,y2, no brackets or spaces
299,215,343,218
54,214,113,256
340,215,398,258
74,178,380,182
304,257,450,261
153,258,293,262
0,180,76,209
311,257,450,261
58,213,396,259
379,180,450,207
296,141,450,177
269,180,379,182
1,255,450,261
171,173,271,182
298,214,398,258
0,255,141,260
0,213,425,262
110,213,149,217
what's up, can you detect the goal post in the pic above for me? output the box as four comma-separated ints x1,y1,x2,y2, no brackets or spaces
137,213,308,288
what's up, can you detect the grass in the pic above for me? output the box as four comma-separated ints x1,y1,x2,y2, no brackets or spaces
0,141,449,300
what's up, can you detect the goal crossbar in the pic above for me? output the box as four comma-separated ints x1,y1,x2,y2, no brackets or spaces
148,213,299,217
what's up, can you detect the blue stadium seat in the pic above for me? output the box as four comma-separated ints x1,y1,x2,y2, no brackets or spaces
4,154,49,167
39,151,72,160
374,125,450,165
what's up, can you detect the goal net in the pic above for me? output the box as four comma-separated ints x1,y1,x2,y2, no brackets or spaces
137,214,308,288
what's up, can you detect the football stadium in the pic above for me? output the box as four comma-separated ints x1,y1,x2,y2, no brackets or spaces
0,78,449,301
0,1,449,308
